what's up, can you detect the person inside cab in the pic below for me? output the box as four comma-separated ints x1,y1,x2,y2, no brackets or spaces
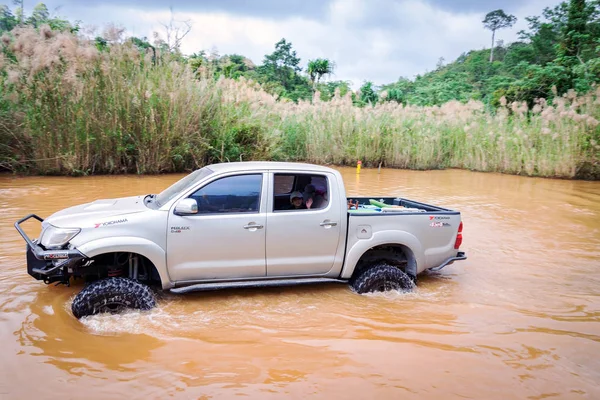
304,184,329,209
286,191,313,210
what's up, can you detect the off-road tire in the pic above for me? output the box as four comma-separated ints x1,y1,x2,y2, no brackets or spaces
350,263,414,294
71,277,156,319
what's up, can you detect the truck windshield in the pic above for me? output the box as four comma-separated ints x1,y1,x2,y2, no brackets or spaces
155,167,213,207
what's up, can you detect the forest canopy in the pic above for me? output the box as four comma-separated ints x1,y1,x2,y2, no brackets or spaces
1,0,598,107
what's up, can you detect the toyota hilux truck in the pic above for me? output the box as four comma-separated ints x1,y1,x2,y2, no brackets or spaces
15,162,466,318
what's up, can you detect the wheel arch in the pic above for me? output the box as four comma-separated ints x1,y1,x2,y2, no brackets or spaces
349,244,418,281
341,231,423,280
76,237,173,289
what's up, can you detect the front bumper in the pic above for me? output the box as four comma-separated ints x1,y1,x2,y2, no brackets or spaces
429,251,467,272
15,214,84,282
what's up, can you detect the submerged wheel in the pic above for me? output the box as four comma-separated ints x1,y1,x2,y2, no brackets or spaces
351,263,414,294
71,277,156,319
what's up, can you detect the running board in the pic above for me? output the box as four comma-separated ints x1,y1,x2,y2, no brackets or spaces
170,277,347,294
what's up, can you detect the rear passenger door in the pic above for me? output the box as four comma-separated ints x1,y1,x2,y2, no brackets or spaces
266,172,342,276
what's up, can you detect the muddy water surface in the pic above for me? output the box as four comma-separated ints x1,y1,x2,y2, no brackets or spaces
1,168,599,399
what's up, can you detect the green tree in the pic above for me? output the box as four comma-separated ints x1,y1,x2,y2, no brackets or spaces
483,10,517,62
14,6,23,25
518,5,567,65
28,2,49,27
0,5,17,32
220,54,252,79
518,63,571,104
260,38,301,91
558,0,599,67
381,78,415,104
94,36,108,51
129,36,158,65
1,2,72,32
317,80,351,101
186,51,207,78
256,38,311,101
359,81,378,105
307,58,334,89
502,42,534,69
383,87,404,103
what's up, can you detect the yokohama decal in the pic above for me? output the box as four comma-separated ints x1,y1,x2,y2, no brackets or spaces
94,218,128,228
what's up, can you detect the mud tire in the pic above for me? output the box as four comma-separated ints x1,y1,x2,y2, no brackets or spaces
71,277,156,319
350,263,414,294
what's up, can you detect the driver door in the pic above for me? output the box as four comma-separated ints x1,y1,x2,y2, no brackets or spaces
166,173,267,282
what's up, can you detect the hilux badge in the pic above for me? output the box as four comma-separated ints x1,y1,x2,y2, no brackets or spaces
170,226,190,233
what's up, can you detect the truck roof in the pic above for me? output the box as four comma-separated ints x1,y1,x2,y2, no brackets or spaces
207,161,339,174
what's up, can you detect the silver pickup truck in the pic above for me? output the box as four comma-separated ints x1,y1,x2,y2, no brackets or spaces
15,162,466,318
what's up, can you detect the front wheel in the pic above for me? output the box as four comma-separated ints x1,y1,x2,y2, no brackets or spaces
350,263,414,294
71,277,156,319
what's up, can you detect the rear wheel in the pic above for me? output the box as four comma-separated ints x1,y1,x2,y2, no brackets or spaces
351,263,414,294
71,277,156,319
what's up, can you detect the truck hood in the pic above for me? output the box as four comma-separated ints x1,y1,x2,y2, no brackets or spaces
45,195,148,228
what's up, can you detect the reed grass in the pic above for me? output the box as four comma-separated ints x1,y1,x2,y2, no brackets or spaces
0,27,598,178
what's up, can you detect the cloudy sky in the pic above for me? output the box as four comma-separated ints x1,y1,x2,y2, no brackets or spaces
17,0,560,87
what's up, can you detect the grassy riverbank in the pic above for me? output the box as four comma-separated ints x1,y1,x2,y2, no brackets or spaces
1,28,599,178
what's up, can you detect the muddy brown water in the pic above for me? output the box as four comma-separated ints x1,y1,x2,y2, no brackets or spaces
1,167,599,399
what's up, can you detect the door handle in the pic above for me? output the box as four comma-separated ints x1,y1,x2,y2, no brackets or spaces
320,221,338,227
243,223,264,229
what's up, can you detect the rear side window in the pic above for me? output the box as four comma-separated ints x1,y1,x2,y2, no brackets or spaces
274,175,295,195
273,173,329,211
189,174,262,214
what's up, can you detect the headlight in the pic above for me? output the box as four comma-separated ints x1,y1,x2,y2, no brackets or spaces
39,225,81,249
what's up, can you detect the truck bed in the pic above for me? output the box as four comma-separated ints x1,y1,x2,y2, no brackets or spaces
342,196,461,276
345,197,453,214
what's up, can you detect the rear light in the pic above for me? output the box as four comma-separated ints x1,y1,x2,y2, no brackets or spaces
454,221,463,249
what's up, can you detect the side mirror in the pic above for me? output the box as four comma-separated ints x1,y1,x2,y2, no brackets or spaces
174,198,198,215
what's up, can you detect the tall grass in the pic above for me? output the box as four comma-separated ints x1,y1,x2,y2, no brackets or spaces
0,27,599,178
0,27,275,174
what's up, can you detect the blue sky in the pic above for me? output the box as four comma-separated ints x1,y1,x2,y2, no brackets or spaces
10,0,561,86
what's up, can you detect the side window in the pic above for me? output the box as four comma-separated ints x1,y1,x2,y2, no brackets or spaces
274,175,294,195
189,174,262,214
273,173,329,211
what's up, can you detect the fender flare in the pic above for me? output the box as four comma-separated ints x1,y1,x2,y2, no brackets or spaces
340,230,424,279
76,237,173,289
